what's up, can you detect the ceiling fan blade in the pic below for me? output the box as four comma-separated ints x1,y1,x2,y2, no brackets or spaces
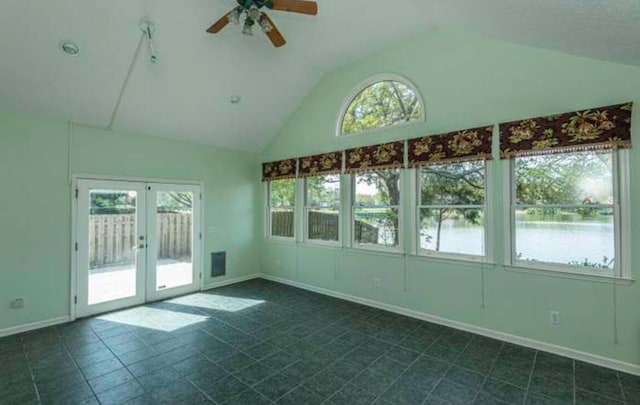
262,14,287,47
269,0,318,15
207,11,232,34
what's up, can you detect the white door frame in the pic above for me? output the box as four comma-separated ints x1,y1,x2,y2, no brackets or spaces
75,180,148,318
145,183,202,302
70,175,204,321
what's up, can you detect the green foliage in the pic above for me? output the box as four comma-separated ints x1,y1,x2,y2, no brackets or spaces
418,162,485,251
342,81,422,135
306,175,340,208
355,170,401,246
158,192,192,213
90,193,135,214
515,151,612,208
568,256,615,269
270,179,295,207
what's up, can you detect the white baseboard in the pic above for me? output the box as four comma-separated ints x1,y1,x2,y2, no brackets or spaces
0,315,71,338
261,274,640,377
202,273,261,291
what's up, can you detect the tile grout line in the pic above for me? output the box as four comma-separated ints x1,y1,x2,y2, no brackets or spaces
340,324,453,405
418,335,475,404
322,319,428,404
615,371,627,404
264,314,424,404
20,335,42,404
468,340,506,404
56,326,103,403
87,322,172,404
521,350,539,405
572,359,577,405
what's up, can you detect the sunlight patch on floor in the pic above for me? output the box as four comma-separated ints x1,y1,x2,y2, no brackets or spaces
97,306,209,332
167,293,265,312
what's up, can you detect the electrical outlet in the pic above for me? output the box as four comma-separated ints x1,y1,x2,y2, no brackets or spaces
549,310,560,325
11,298,24,309
373,278,381,288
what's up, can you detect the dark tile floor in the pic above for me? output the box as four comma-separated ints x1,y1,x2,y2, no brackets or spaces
1,279,638,405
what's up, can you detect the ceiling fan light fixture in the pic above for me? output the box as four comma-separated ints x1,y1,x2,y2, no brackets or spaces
247,5,261,21
229,7,242,25
259,14,273,33
242,19,254,36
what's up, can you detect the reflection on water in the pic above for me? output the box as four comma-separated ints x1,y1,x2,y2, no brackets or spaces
516,220,614,267
420,218,614,267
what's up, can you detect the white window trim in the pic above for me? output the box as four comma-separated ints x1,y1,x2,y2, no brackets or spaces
350,172,403,253
336,73,426,138
503,150,632,280
414,161,494,263
303,176,342,247
265,180,296,242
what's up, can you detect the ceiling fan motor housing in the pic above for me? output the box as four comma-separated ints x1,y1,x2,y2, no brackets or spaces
236,0,274,9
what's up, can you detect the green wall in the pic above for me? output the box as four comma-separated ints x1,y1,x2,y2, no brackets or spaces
0,111,260,331
260,31,640,366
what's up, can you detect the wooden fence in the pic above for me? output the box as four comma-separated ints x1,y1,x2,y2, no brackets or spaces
271,210,378,243
89,213,192,268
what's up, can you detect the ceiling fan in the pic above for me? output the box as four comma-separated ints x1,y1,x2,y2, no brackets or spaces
206,0,318,48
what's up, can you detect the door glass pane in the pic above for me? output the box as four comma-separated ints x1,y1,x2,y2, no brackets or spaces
88,190,138,305
155,191,194,290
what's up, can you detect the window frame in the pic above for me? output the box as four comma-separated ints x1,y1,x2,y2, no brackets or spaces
303,175,342,247
336,73,426,138
504,150,631,279
415,161,493,263
350,171,403,253
266,179,296,242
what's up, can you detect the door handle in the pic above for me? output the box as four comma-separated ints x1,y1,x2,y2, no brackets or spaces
133,244,145,250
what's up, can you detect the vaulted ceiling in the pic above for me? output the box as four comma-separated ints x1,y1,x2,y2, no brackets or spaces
1,0,638,152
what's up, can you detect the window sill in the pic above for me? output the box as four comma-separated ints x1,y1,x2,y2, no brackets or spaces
504,264,634,285
302,241,342,250
266,237,297,245
411,254,496,268
348,247,405,258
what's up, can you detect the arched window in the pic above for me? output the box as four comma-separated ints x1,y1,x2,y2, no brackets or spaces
338,74,425,136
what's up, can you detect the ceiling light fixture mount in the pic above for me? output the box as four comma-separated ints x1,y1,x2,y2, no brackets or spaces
59,41,80,56
140,20,158,64
230,96,242,104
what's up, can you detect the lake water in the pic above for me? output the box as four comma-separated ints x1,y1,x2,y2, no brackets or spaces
420,218,615,266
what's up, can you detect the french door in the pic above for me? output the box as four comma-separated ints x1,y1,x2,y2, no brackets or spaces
75,179,201,318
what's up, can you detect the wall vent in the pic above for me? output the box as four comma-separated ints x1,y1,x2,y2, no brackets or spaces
211,252,226,277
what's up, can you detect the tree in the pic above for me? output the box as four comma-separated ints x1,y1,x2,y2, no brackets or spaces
269,179,296,207
342,81,422,134
515,151,612,218
355,170,401,246
419,162,485,251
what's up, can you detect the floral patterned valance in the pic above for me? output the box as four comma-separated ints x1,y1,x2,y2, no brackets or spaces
499,102,633,159
299,151,343,178
408,126,493,167
345,141,404,173
262,159,297,182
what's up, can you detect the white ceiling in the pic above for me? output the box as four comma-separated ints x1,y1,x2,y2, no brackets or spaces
1,0,638,152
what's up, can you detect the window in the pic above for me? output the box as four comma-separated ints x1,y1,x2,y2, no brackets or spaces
339,75,424,136
418,161,487,258
510,150,623,275
268,179,296,239
305,175,341,244
352,170,401,250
